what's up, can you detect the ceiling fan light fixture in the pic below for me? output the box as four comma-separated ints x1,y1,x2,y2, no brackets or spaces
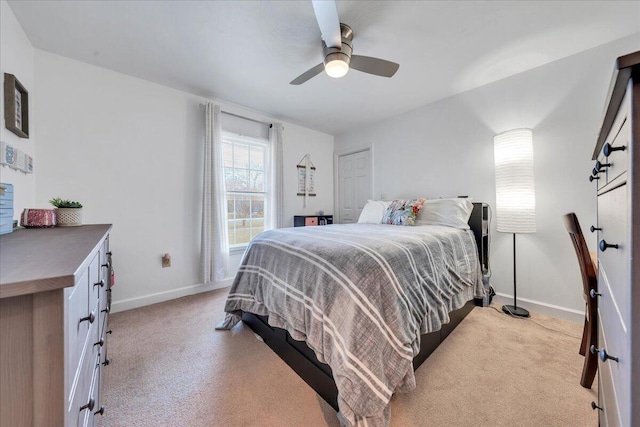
325,59,349,78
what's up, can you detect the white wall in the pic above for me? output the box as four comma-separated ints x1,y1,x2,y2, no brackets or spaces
33,51,333,312
0,0,36,215
334,34,640,318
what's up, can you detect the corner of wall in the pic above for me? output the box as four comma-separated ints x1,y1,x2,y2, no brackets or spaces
0,0,37,218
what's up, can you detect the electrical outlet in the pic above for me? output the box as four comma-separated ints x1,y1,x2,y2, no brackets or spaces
162,253,171,268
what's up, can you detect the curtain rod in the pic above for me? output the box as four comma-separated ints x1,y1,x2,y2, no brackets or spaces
199,103,272,128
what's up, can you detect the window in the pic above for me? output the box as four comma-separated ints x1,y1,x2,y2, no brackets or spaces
222,132,269,248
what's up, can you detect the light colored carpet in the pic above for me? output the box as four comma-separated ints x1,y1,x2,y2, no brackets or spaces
99,288,597,427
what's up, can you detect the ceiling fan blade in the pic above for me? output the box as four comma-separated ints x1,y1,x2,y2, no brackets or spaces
312,0,341,48
350,55,400,78
290,63,325,85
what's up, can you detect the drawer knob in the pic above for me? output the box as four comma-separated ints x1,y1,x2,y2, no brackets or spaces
592,167,603,176
107,251,112,256
94,405,105,416
603,143,626,157
594,160,611,172
589,289,601,299
590,226,601,233
102,358,111,366
106,329,113,335
591,401,603,411
590,345,619,363
599,239,619,251
101,306,110,314
102,262,111,269
94,338,105,347
80,311,95,324
80,398,95,412
94,280,105,288
589,175,599,182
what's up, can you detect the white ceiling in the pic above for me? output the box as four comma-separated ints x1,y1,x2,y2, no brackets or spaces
8,1,640,135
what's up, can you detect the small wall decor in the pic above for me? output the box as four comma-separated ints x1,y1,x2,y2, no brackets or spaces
297,154,316,195
0,141,15,167
297,154,316,208
4,73,29,138
11,147,25,171
0,141,33,174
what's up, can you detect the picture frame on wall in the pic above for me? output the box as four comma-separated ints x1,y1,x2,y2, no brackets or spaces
4,73,29,138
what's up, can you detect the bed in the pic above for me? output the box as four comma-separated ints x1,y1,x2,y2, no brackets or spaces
218,201,487,427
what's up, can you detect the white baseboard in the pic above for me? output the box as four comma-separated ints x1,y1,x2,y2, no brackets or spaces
493,292,584,323
110,279,233,314
110,284,585,323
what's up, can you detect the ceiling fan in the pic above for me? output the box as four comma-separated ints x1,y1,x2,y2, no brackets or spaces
290,0,399,85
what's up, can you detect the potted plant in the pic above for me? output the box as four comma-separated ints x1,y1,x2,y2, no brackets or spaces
49,197,83,227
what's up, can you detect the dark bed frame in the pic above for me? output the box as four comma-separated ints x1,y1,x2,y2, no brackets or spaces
241,202,487,411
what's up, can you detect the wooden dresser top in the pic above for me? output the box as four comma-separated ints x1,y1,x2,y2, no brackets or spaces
0,224,112,298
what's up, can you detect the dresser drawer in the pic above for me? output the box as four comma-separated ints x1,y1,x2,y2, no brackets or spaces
598,323,622,427
604,117,629,185
0,198,13,209
0,209,13,220
305,217,318,226
0,183,13,201
88,252,101,310
71,352,100,427
597,182,630,325
65,270,91,402
0,219,13,235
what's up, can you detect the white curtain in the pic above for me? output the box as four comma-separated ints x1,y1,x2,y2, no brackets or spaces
267,123,284,229
201,103,229,283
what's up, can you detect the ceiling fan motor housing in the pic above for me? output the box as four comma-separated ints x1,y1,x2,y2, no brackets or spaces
322,23,353,67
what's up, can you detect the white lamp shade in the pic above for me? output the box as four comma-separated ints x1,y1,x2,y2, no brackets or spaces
494,128,536,233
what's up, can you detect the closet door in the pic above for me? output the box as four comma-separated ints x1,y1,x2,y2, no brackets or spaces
337,149,371,223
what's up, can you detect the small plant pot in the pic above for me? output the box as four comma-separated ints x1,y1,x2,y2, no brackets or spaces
55,208,83,227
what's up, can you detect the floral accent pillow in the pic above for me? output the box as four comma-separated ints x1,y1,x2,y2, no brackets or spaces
380,198,426,226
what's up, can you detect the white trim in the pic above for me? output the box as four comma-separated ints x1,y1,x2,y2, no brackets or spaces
493,292,584,323
333,144,374,224
110,279,233,313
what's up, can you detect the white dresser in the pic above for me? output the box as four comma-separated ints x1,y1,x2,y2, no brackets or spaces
0,224,113,427
591,51,639,427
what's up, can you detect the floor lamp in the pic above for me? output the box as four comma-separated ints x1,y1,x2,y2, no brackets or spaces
494,128,536,318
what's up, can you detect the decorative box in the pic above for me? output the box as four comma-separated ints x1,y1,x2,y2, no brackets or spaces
20,208,56,228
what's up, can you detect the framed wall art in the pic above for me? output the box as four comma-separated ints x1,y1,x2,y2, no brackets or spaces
4,73,29,138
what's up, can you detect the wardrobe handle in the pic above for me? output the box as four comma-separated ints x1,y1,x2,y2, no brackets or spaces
594,160,611,172
101,306,110,314
80,398,95,412
94,338,105,347
590,345,619,363
80,312,95,324
599,240,619,252
590,226,601,233
102,358,111,366
589,175,599,182
94,405,105,416
591,401,603,411
592,167,603,176
589,289,601,299
94,280,104,288
603,142,626,157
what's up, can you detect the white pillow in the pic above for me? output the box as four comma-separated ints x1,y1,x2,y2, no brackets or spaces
415,198,474,229
358,200,391,224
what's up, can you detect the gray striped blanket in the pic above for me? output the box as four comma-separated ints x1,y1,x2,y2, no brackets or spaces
219,223,484,427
